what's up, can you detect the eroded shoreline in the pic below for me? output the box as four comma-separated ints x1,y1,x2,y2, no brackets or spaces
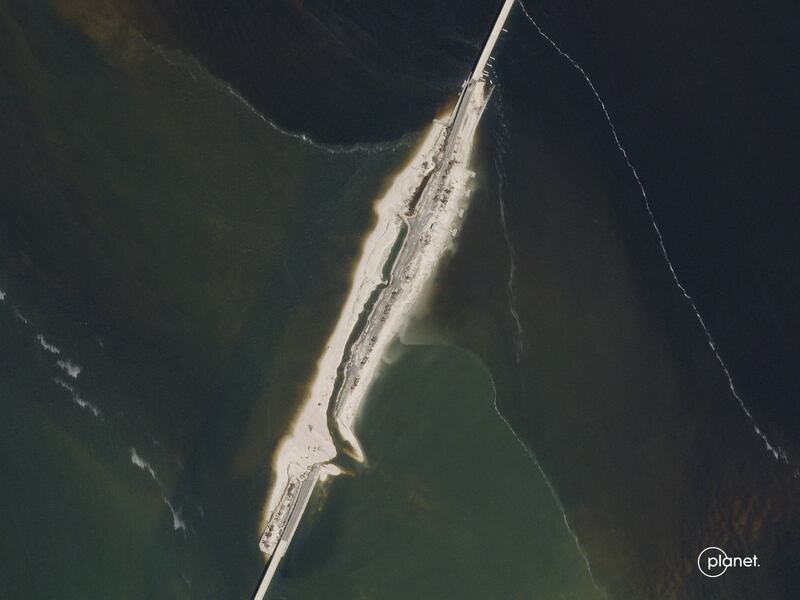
258,122,448,537
259,76,491,558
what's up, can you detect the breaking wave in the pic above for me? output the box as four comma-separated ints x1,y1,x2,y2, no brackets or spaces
54,377,101,418
162,496,188,533
5,290,192,533
56,359,82,379
130,447,160,483
37,334,61,354
517,0,788,465
132,28,413,156
130,448,189,536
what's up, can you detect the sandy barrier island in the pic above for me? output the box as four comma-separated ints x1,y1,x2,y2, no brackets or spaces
258,123,445,535
259,76,491,558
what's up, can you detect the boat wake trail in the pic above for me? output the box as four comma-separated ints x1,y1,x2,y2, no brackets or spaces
130,447,188,534
133,29,412,156
487,103,604,596
220,83,414,156
487,372,606,597
517,0,788,464
494,150,524,359
1,289,192,536
54,378,101,418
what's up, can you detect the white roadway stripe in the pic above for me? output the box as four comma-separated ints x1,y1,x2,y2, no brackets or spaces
471,0,516,81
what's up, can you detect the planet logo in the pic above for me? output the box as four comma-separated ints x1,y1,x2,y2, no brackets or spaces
697,546,760,578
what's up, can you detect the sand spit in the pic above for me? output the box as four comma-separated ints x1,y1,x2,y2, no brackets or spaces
333,87,488,446
259,80,490,557
260,123,447,534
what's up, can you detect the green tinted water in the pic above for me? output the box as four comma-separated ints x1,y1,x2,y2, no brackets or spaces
274,343,604,599
0,1,411,597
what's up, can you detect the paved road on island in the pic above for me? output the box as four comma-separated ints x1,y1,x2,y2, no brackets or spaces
252,467,320,600
252,2,516,597
333,78,483,413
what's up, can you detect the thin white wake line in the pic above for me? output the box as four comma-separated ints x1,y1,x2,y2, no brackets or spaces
487,375,607,597
490,136,604,596
221,83,415,156
131,28,413,156
495,157,525,358
516,0,788,464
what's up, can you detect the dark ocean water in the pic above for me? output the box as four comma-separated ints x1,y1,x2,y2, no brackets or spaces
122,0,500,142
430,3,800,598
520,0,800,456
1,0,799,598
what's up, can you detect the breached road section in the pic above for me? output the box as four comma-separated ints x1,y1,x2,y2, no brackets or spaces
254,2,515,597
256,123,447,555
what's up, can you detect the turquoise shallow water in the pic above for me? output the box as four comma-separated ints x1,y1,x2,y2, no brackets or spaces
273,343,604,600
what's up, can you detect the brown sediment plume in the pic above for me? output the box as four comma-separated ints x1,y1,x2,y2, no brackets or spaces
50,0,171,70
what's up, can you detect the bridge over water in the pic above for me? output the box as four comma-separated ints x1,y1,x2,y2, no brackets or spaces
252,2,516,597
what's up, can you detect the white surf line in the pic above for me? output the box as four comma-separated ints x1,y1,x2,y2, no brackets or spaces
130,447,160,483
13,307,30,325
56,359,82,379
487,375,606,597
11,304,85,381
37,334,61,354
491,135,604,596
494,155,524,359
3,295,98,415
130,447,189,534
517,0,788,464
162,495,188,533
54,377,101,418
5,292,198,521
131,28,412,157
221,83,414,156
